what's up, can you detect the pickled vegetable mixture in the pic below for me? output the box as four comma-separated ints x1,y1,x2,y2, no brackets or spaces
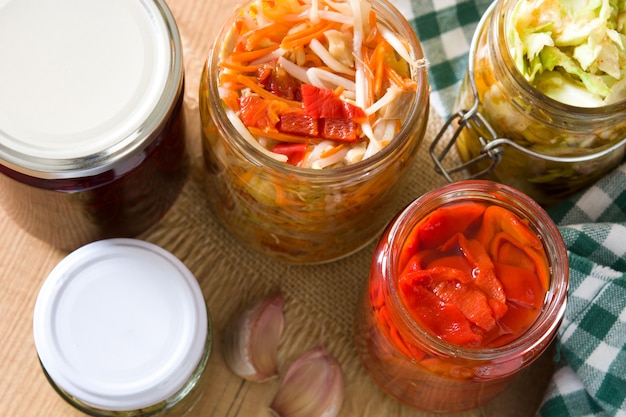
393,201,550,348
217,0,421,168
508,0,626,107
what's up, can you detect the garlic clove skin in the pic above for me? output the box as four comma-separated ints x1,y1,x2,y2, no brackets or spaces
223,293,285,382
269,345,344,417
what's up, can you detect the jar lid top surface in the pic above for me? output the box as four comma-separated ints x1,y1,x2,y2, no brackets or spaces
33,238,208,411
0,0,179,172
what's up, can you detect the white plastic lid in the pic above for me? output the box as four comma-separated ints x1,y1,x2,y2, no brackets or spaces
33,239,209,411
0,0,181,176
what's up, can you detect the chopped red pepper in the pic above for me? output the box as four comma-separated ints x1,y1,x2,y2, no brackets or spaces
398,278,483,346
271,143,308,166
301,84,367,121
495,263,543,309
238,96,276,129
319,118,359,142
414,201,486,250
257,61,302,101
278,113,318,137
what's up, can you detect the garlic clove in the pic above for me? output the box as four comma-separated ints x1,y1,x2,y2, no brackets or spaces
223,293,285,382
269,345,344,417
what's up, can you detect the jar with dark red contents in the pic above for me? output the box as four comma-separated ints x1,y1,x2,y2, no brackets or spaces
0,0,188,251
355,180,569,413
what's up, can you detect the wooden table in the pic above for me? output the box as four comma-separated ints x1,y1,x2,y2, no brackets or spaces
0,0,555,416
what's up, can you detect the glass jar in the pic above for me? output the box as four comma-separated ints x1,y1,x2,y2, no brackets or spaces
354,180,568,413
0,0,188,251
33,239,211,417
198,0,429,264
431,1,626,206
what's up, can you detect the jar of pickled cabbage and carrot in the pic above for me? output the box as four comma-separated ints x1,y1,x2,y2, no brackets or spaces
199,0,429,264
432,0,626,206
354,180,568,413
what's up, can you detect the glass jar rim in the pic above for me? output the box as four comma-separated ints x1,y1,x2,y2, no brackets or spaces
384,180,569,362
206,0,430,181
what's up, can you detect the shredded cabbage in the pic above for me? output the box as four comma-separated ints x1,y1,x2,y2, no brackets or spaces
508,0,626,106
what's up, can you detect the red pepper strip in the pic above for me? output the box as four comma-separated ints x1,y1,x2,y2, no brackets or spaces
399,250,438,276
476,205,542,250
398,273,482,346
425,255,473,277
416,201,487,250
319,118,360,142
278,113,319,137
270,143,307,166
490,232,551,291
494,263,544,309
377,305,415,359
442,234,508,320
301,84,367,121
432,278,497,333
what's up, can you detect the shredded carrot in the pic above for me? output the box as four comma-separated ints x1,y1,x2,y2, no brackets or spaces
248,126,315,143
222,89,241,112
236,75,302,105
220,71,245,85
384,66,417,90
242,22,291,50
280,20,335,50
371,42,388,98
261,0,309,22
320,143,345,158
365,10,381,46
220,61,261,74
274,183,307,208
230,44,280,63
334,86,346,96
304,53,324,67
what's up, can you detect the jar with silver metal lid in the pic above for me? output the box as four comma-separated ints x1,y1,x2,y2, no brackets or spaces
33,239,211,417
0,0,188,250
431,0,626,206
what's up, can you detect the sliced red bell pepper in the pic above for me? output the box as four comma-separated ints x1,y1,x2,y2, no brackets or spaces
278,113,318,137
409,266,497,333
270,143,307,166
476,205,542,250
490,232,551,291
319,118,359,142
301,84,367,121
257,61,302,101
398,273,483,346
442,233,508,320
432,279,496,333
416,201,487,250
494,263,544,309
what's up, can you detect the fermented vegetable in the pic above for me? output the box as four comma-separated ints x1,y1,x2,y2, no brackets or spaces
199,0,429,263
450,0,626,205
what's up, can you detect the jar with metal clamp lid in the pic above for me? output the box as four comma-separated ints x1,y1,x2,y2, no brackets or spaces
430,0,626,206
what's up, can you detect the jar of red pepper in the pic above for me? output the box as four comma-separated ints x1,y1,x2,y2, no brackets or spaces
355,180,568,413
198,0,429,264
0,0,188,251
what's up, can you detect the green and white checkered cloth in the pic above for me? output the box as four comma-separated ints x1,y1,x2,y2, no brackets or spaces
393,0,626,415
